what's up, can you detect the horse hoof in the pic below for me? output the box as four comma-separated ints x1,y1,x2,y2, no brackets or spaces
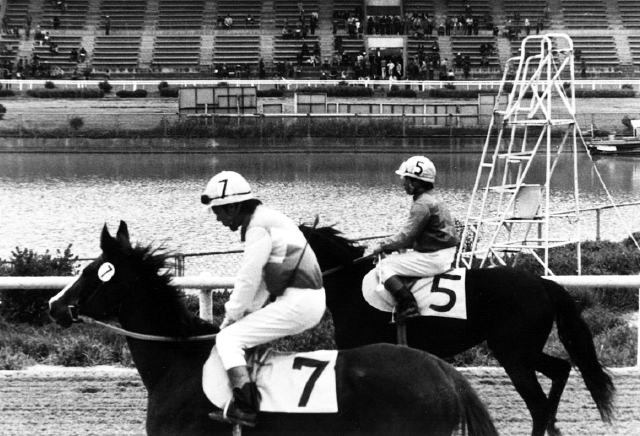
547,425,563,436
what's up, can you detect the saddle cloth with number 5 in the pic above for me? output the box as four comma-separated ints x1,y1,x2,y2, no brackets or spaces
203,346,338,413
362,267,468,320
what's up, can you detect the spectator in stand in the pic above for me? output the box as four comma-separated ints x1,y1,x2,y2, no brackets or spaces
310,11,317,35
53,15,61,31
463,57,471,79
536,16,543,34
70,47,78,62
224,14,233,29
246,14,254,29
580,58,586,79
104,15,110,35
524,18,531,36
78,46,86,63
259,58,266,79
43,31,50,45
2,16,9,34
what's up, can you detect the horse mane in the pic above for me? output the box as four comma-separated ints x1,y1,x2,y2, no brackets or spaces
128,243,218,337
299,224,365,265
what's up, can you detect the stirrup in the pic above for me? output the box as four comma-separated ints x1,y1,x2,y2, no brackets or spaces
208,400,257,428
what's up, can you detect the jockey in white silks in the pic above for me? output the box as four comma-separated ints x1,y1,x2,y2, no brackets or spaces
368,156,459,321
201,171,326,428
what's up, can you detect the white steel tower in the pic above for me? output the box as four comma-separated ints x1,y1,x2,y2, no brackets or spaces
456,34,582,275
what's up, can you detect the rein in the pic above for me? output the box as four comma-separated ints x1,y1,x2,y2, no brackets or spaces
73,313,218,342
322,254,376,277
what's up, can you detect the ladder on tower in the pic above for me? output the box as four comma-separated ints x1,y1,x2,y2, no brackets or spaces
456,34,582,275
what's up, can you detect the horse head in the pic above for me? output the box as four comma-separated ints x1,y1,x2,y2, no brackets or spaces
49,220,201,337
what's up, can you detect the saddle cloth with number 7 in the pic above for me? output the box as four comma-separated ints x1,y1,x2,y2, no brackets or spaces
362,267,468,320
203,346,338,413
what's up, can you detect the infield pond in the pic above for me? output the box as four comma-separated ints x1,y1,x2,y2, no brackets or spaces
1,150,640,262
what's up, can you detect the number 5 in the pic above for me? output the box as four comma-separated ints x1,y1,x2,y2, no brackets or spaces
292,357,329,407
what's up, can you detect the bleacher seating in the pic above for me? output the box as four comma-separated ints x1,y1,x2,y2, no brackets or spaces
446,0,491,19
403,0,436,17
100,0,147,31
3,0,31,32
406,36,439,58
92,36,141,69
617,0,640,29
32,35,82,68
215,0,262,30
41,0,89,31
561,0,609,29
504,0,548,26
0,39,20,64
627,35,640,67
152,35,201,67
274,0,319,28
273,35,320,63
571,35,619,67
156,0,204,31
450,35,500,68
213,34,261,65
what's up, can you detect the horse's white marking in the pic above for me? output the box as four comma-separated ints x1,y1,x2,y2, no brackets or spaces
98,263,115,282
48,276,80,308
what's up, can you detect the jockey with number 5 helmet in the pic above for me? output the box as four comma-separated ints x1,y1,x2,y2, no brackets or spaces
370,156,459,321
200,171,326,428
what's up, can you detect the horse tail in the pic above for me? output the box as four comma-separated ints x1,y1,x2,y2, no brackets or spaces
543,278,616,423
440,362,499,436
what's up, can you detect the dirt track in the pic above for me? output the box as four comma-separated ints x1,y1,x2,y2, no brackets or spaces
1,366,638,436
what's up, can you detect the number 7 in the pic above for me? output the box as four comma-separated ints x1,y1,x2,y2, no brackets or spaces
292,357,329,407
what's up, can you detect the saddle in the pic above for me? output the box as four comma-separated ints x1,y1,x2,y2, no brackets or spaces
203,346,339,414
362,267,468,320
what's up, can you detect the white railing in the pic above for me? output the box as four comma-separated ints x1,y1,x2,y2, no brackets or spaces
1,275,638,366
1,79,639,92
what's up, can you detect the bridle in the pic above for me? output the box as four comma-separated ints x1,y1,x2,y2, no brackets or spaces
68,272,217,343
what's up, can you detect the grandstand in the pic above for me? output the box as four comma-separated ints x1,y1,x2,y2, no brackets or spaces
0,0,636,79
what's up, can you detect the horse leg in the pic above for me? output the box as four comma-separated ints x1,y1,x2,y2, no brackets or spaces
495,357,551,436
536,353,572,436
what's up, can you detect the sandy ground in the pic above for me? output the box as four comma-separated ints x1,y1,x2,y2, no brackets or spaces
1,366,638,436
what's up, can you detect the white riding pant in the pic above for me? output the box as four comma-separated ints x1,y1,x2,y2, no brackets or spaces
216,287,326,370
378,247,457,283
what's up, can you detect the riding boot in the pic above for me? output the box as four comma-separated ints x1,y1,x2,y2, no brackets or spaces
385,275,421,322
209,365,260,427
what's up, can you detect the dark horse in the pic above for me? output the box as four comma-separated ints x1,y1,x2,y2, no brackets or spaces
49,221,499,436
299,225,616,436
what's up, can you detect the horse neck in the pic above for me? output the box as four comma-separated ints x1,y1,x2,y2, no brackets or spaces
115,284,214,391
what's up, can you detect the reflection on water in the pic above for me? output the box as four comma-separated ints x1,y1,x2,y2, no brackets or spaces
1,152,639,259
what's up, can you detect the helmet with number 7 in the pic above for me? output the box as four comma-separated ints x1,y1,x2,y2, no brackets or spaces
201,171,254,208
395,156,436,183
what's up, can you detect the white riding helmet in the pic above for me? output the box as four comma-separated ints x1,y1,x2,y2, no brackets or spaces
395,156,436,183
201,171,254,207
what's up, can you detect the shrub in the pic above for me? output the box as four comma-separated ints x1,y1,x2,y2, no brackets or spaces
44,81,56,89
26,88,104,98
98,80,113,94
159,87,180,98
297,86,373,97
387,89,417,98
0,245,78,325
0,103,6,120
116,89,148,98
621,84,634,90
69,116,84,130
257,88,284,98
428,88,484,99
158,81,169,90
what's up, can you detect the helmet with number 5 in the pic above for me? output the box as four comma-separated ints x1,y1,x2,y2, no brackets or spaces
201,171,254,207
395,156,436,183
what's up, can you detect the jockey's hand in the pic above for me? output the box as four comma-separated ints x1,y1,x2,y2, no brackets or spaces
220,317,235,330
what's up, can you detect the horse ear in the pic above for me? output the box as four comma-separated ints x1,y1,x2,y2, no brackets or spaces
115,220,131,248
100,223,120,256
